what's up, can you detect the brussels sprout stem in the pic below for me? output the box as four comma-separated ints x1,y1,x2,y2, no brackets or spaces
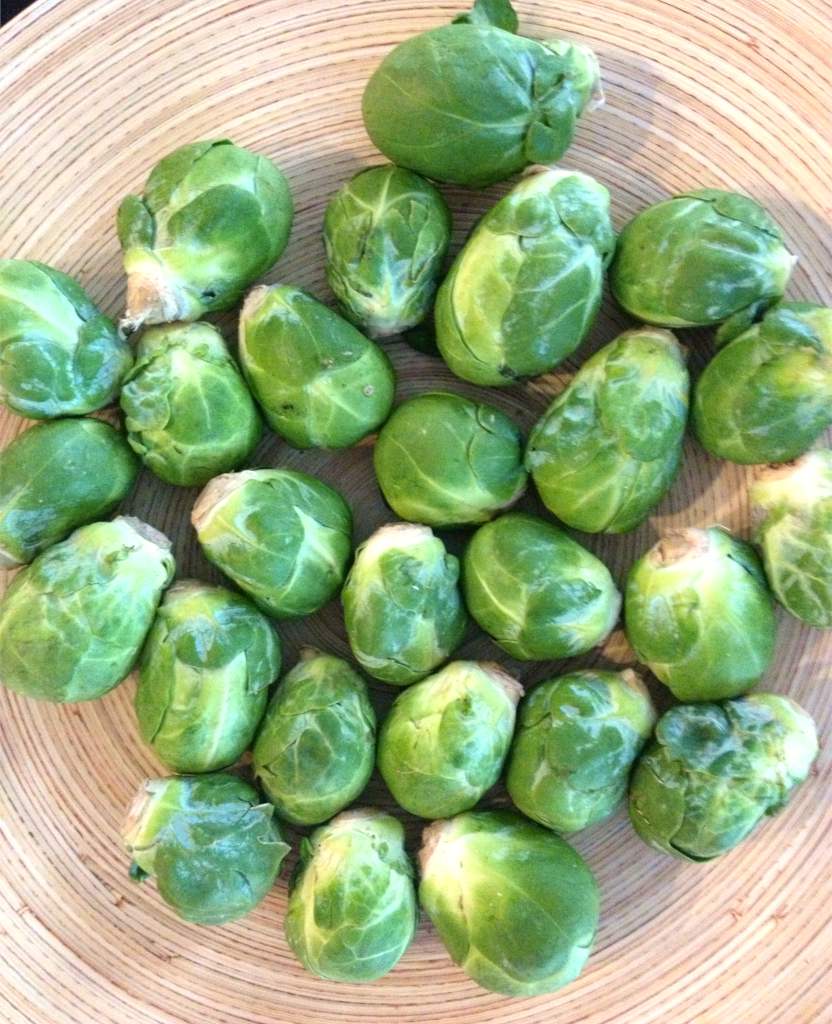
753,456,826,503
191,472,250,531
327,807,381,828
121,781,155,853
619,668,651,698
121,267,188,336
119,515,172,552
360,521,433,557
0,542,17,569
480,662,524,704
750,452,832,535
650,528,710,566
164,578,207,598
297,646,324,662
418,818,453,876
240,284,269,324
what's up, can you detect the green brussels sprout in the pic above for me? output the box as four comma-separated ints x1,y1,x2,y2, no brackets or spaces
610,189,795,327
435,169,615,385
192,469,352,619
323,164,452,337
629,693,818,861
252,650,376,825
238,285,395,449
0,419,138,568
378,660,522,818
362,2,601,187
341,523,468,685
750,451,832,627
285,809,417,982
692,303,832,464
373,392,526,527
419,810,599,995
526,327,689,533
506,669,656,833
0,517,174,702
625,527,776,701
123,772,289,924
135,581,280,773
0,259,132,418
118,139,293,331
463,512,621,660
119,322,261,486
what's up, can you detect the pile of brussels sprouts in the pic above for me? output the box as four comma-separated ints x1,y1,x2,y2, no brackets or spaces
0,0,828,1000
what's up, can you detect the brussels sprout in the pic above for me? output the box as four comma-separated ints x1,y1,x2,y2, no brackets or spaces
610,189,795,327
238,285,395,449
625,527,776,701
0,259,132,418
526,328,689,533
341,523,467,685
118,139,293,331
629,693,818,861
119,322,261,486
692,303,832,464
750,451,832,627
285,809,417,982
362,2,601,187
463,512,621,660
0,517,174,702
323,164,452,337
435,169,615,385
252,650,376,825
373,392,526,527
378,660,522,819
506,669,655,833
192,469,352,619
0,419,138,568
123,772,289,924
135,581,280,773
419,810,598,995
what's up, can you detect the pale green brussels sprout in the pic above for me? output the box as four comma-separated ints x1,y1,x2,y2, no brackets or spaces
0,259,132,418
362,0,601,187
252,650,376,825
629,693,818,861
192,469,352,619
285,809,417,982
419,810,599,995
378,661,522,818
373,392,526,527
625,527,776,701
135,581,280,773
0,419,138,568
0,517,174,702
120,322,261,486
693,303,832,464
323,164,451,337
506,669,656,833
238,284,395,449
610,189,795,327
435,169,615,385
526,328,689,533
341,523,468,685
123,772,289,924
750,451,832,627
118,139,293,331
463,513,621,660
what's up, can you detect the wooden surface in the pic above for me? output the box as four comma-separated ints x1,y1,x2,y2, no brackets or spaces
1,1,831,1022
